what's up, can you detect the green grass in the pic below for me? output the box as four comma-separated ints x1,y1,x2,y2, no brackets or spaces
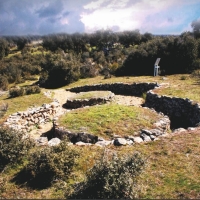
69,91,112,100
58,103,160,139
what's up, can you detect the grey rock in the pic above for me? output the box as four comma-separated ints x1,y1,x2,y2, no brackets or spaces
187,127,195,131
173,128,186,133
150,129,163,136
141,129,153,135
76,141,92,146
48,138,61,146
149,134,156,140
36,137,48,145
95,140,111,146
126,140,134,145
114,138,127,146
133,137,144,143
140,133,152,142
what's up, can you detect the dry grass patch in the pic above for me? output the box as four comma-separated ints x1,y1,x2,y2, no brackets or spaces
58,103,160,139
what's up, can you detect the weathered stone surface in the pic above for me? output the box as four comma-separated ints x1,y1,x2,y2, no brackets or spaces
133,137,143,143
114,138,127,146
36,137,48,145
48,138,61,146
126,139,134,145
173,128,187,133
95,140,111,146
76,141,92,146
140,133,151,142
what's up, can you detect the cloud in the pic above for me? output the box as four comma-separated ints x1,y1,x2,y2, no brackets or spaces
81,0,200,34
0,0,200,35
36,1,64,18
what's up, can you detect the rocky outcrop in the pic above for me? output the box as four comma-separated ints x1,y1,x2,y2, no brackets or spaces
68,82,158,96
145,90,200,128
64,92,114,109
3,102,60,132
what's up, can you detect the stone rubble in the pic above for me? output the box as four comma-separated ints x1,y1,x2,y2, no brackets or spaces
3,102,60,133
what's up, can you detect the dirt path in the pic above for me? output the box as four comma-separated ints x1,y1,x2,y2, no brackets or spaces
29,89,144,139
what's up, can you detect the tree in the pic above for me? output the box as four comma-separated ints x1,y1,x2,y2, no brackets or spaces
191,19,200,39
0,39,9,60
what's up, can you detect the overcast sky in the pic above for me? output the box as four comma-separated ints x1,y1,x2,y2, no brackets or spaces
0,0,200,36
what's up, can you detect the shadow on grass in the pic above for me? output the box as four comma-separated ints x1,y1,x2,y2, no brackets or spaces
11,168,53,190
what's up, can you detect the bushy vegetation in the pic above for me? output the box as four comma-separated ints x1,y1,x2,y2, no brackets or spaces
0,127,34,171
21,140,79,188
9,85,41,98
68,151,145,199
1,25,200,89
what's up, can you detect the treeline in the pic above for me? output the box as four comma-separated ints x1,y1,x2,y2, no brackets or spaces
0,29,200,90
117,32,200,75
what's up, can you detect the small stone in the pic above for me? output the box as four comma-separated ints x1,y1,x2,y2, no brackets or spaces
114,138,127,146
95,140,111,146
36,137,48,145
173,128,186,133
48,138,61,146
140,133,151,142
126,140,134,145
133,137,144,143
76,141,92,146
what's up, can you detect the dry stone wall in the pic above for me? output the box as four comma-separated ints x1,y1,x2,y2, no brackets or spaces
68,82,158,96
145,90,200,128
64,92,115,109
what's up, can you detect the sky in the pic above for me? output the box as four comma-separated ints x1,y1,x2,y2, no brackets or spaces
0,0,200,36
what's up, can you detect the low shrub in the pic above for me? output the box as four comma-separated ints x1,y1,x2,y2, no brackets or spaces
9,87,25,97
9,85,41,98
68,151,145,199
0,127,34,171
25,85,41,95
24,139,79,188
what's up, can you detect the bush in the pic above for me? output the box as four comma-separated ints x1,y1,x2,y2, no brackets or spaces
25,85,41,95
24,140,79,188
9,87,25,97
68,151,145,199
9,85,41,98
0,127,34,171
0,75,9,91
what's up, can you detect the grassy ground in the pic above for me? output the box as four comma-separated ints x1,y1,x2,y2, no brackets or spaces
58,103,160,139
65,74,200,103
68,90,112,100
1,131,199,199
1,74,200,199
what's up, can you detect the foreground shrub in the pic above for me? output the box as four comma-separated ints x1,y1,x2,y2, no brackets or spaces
0,127,34,171
23,140,79,188
68,151,145,199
